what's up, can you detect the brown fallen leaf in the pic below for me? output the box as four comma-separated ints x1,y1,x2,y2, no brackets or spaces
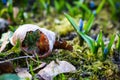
54,40,73,51
0,62,14,74
37,60,76,80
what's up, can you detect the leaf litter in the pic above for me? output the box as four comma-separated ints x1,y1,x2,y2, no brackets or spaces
37,60,76,80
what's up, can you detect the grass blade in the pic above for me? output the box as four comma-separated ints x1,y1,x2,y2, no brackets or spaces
84,14,94,33
96,0,106,14
65,13,96,53
108,0,116,12
8,0,13,17
101,38,105,54
54,0,60,12
96,31,103,45
0,8,7,17
74,1,91,14
118,34,120,37
79,32,95,53
117,34,120,51
66,3,74,15
107,34,115,53
64,13,79,34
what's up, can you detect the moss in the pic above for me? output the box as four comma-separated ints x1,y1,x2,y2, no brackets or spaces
54,17,74,36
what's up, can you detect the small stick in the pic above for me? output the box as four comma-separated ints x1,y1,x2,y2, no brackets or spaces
24,52,41,63
0,55,34,63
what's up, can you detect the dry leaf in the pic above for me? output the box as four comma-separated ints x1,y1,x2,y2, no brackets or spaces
13,7,19,19
16,68,32,80
0,31,13,53
54,40,73,51
37,60,76,80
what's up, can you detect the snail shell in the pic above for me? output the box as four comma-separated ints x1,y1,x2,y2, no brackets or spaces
10,24,56,56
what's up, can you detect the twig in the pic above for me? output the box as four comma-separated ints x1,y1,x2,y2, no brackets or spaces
26,57,30,70
0,55,34,63
24,52,41,63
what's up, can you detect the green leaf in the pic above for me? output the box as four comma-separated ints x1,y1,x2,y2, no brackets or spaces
103,47,108,60
54,0,60,12
64,13,79,34
54,73,66,80
108,0,116,13
0,74,20,80
101,38,105,54
96,31,103,45
7,0,13,20
118,34,120,37
107,34,115,53
38,0,46,9
66,3,74,15
74,1,91,14
79,32,95,53
22,29,40,50
96,0,106,14
65,13,97,53
8,39,21,54
84,14,94,33
0,39,21,57
9,26,17,32
96,31,105,54
117,34,120,51
0,8,7,17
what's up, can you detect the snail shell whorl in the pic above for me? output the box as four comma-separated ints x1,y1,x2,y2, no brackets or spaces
10,24,56,51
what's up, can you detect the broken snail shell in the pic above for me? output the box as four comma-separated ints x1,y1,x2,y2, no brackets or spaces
10,24,56,58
